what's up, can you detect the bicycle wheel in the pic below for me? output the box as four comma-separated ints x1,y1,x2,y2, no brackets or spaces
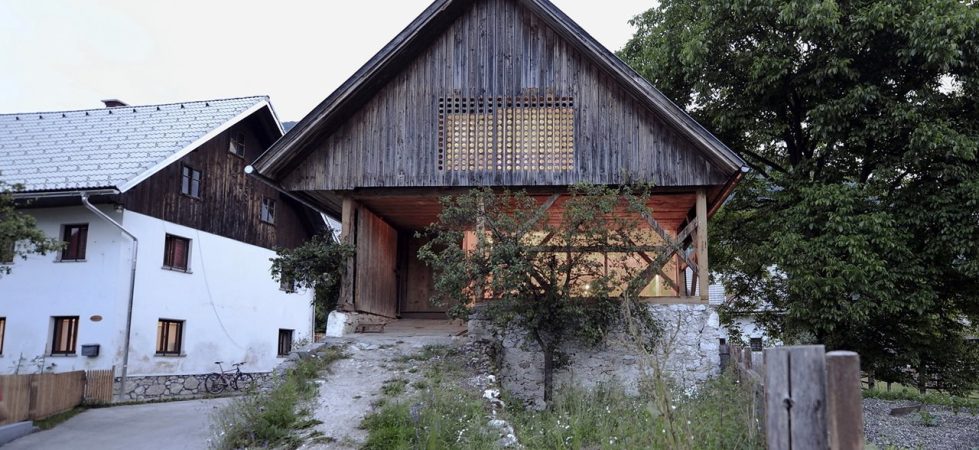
234,373,255,391
204,373,227,394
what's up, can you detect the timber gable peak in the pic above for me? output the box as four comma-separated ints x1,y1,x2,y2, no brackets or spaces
253,0,747,181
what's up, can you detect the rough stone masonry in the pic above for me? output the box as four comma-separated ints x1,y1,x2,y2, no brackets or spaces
469,304,721,409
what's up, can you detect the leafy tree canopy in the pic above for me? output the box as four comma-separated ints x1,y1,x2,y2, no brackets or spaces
1,179,63,276
621,0,979,391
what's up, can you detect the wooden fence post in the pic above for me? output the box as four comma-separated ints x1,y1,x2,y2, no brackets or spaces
764,345,828,450
827,351,864,450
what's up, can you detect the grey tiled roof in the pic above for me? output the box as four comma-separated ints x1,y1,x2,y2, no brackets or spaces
0,96,268,192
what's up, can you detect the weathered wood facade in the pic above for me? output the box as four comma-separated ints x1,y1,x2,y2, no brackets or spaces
124,113,317,250
252,0,748,318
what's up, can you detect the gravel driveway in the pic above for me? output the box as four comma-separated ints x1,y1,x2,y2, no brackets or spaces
864,398,979,450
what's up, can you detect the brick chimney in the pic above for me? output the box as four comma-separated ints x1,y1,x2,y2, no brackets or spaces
101,99,128,107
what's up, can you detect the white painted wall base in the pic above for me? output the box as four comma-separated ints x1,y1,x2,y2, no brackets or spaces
325,311,390,337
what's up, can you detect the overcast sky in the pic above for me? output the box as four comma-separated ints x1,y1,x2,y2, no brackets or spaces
0,0,654,121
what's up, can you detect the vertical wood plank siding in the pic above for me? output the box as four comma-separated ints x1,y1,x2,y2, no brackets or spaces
124,116,312,250
282,0,728,192
354,207,399,318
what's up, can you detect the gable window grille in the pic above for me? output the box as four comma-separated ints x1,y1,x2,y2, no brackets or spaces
438,96,575,172
163,234,191,272
60,224,88,261
230,132,246,157
156,319,184,356
261,198,276,224
51,316,79,355
181,164,203,199
750,337,763,352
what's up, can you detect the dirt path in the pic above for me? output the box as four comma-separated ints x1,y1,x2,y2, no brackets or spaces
300,320,466,449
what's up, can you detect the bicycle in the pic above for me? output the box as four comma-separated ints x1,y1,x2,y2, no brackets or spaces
204,361,255,394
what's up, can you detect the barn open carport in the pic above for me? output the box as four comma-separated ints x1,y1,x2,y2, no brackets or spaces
247,0,749,334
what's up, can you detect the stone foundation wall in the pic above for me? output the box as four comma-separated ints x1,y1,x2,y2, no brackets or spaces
114,372,274,402
470,304,721,409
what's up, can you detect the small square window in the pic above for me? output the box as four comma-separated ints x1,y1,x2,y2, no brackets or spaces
230,132,246,157
750,337,763,352
60,224,88,261
163,234,191,272
52,316,79,355
278,329,294,356
280,274,296,293
260,198,276,224
156,319,184,356
180,165,203,199
0,317,6,355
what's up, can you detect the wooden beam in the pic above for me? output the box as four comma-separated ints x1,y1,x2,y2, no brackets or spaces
638,296,707,305
339,197,358,311
696,189,709,303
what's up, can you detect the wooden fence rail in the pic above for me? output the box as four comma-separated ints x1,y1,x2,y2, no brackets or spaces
729,344,864,450
0,369,114,425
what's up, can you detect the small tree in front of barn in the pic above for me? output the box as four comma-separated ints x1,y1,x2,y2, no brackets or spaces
1,178,63,277
270,232,354,331
419,185,662,405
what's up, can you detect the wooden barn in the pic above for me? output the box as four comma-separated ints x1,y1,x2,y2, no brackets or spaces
250,0,748,320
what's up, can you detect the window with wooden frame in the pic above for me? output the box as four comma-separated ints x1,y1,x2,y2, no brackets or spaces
260,198,276,224
280,274,296,293
51,316,79,355
156,319,184,356
163,234,191,272
180,164,203,199
438,96,575,172
229,132,246,157
750,337,763,352
60,224,88,261
0,317,6,355
278,329,293,356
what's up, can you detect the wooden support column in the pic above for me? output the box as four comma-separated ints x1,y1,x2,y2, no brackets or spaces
338,197,358,311
695,189,709,303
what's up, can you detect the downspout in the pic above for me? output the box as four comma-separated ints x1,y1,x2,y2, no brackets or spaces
80,194,138,401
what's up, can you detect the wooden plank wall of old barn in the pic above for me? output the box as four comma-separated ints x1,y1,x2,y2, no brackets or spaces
354,207,399,318
282,0,729,192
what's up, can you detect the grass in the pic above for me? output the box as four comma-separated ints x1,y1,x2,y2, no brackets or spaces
863,386,979,414
507,372,763,450
361,346,499,450
35,407,87,430
363,345,762,450
381,378,409,397
211,345,347,450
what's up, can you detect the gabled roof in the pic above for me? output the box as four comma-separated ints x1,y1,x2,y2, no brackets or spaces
252,0,747,178
0,96,280,193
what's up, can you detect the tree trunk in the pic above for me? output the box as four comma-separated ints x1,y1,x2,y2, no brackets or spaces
532,329,555,407
543,344,555,405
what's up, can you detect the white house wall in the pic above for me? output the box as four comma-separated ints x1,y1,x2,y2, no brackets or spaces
0,205,131,374
121,210,314,376
0,206,314,378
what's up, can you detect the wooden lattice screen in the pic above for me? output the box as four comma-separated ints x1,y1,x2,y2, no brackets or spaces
438,96,575,171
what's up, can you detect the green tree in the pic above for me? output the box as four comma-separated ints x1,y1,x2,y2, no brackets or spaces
270,232,353,331
418,185,660,404
621,0,979,391
1,180,62,276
